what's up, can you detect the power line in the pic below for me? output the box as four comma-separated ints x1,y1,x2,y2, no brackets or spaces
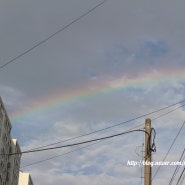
178,169,185,185
26,99,185,151
6,129,146,156
22,108,172,168
20,102,184,168
169,148,185,185
15,100,185,168
21,141,102,168
21,124,144,168
176,167,185,185
0,0,108,71
152,103,185,121
152,121,185,180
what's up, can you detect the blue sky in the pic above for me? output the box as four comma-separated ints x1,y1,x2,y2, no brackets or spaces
0,0,185,184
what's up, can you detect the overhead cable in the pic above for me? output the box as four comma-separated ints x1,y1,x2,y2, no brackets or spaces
176,167,185,185
178,169,185,185
169,148,185,185
0,0,108,71
6,129,147,156
28,100,185,151
21,141,102,168
152,121,185,180
19,102,182,168
17,100,185,168
21,124,144,168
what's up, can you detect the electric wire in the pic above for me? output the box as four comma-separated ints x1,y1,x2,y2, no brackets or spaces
6,100,183,168
152,103,185,122
21,124,144,168
10,100,185,168
179,169,185,185
15,101,181,168
21,141,102,168
175,154,185,185
6,129,147,156
169,148,185,185
19,101,184,169
176,167,185,185
0,0,108,71
145,127,157,161
28,100,185,151
152,121,185,180
21,116,155,168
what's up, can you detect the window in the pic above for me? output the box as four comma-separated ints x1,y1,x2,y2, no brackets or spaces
9,146,11,153
3,134,7,143
7,162,11,169
6,172,10,181
0,159,4,168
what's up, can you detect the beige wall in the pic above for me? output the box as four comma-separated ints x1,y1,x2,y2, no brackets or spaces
19,172,34,185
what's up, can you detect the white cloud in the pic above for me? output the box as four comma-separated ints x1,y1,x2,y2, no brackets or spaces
53,120,87,137
29,169,141,185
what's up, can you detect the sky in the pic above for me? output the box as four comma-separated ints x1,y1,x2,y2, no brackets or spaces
0,0,185,184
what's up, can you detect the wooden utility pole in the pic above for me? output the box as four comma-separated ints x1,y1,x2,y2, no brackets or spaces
144,118,152,185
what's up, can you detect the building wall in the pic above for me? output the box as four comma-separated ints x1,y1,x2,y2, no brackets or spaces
0,98,21,185
19,172,34,185
0,98,12,185
7,139,21,185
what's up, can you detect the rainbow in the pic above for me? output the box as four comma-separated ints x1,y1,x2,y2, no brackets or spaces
10,68,185,124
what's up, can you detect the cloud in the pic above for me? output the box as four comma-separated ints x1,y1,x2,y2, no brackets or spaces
53,120,87,137
29,171,140,185
142,40,168,57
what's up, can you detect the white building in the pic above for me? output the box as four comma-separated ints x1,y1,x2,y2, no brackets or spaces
18,172,34,185
7,139,21,185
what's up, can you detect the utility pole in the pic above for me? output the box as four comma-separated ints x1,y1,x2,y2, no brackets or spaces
144,118,152,185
